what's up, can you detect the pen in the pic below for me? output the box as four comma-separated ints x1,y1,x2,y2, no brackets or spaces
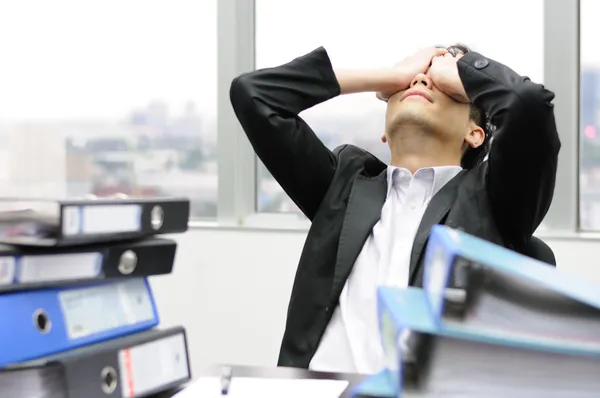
220,366,232,395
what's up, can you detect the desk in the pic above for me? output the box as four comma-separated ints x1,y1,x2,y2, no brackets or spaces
151,365,368,398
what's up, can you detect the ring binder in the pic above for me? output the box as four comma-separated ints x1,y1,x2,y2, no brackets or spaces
0,238,177,293
0,327,191,398
0,278,159,366
0,197,189,246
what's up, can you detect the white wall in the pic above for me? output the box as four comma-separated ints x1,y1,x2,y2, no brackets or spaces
149,228,600,377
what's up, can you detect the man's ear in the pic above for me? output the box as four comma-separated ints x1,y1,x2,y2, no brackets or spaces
464,124,485,148
381,134,387,143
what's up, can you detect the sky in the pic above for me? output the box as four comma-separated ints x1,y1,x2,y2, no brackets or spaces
256,0,544,118
581,0,600,67
0,0,595,122
0,0,216,121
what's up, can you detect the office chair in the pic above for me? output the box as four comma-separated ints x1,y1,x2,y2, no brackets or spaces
519,236,556,266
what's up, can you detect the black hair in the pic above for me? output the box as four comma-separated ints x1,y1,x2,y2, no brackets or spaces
444,43,493,169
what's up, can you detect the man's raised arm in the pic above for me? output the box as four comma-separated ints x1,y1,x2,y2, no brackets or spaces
230,47,340,220
457,53,561,247
230,47,413,220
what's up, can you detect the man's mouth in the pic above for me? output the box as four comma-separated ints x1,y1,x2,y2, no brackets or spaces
400,90,433,103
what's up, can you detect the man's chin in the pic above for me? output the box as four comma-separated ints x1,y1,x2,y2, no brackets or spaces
387,108,434,133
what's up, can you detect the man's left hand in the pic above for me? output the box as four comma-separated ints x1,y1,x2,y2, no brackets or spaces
429,53,469,103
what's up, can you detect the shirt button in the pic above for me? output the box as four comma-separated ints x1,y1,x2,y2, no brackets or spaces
409,202,417,209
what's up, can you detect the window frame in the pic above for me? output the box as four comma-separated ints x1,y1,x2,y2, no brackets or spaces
201,0,587,238
540,0,580,235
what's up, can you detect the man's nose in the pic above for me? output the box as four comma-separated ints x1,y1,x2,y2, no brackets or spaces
410,73,432,88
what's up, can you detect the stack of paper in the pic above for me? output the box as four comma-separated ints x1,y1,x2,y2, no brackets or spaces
176,376,350,398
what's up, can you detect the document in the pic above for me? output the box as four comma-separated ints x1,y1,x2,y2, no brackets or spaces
175,376,350,398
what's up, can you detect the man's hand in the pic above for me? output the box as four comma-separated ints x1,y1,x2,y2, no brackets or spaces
375,47,448,102
336,47,446,98
429,53,469,103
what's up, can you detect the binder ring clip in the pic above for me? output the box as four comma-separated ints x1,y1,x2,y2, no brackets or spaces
101,366,118,394
118,250,138,275
33,309,52,334
150,205,164,230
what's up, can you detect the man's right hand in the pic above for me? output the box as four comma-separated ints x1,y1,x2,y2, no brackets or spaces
334,47,446,99
375,47,448,101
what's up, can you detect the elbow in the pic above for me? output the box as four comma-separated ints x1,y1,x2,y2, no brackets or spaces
228,74,259,139
229,73,270,142
229,73,265,129
229,74,251,111
515,83,561,155
515,80,555,112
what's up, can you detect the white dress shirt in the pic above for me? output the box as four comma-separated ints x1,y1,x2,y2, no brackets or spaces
309,165,462,374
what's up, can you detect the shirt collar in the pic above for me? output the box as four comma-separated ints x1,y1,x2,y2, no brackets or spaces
386,165,462,199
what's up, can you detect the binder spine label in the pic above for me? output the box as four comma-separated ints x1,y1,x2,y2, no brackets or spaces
0,257,16,285
58,279,155,340
118,332,189,397
62,204,142,235
17,253,102,283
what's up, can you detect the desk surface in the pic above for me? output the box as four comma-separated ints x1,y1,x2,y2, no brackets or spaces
150,365,367,398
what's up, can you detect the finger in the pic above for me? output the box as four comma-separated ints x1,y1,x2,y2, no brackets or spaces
440,51,453,60
422,47,447,59
432,52,448,62
376,92,389,102
443,51,463,61
414,47,445,58
438,53,457,65
417,48,447,67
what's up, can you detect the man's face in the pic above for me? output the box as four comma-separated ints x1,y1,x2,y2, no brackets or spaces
384,68,472,148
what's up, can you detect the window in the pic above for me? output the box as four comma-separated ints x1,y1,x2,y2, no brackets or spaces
0,1,217,219
254,0,544,214
580,0,600,230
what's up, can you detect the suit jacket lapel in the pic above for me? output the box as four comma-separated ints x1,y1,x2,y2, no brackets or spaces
331,172,387,301
409,170,466,283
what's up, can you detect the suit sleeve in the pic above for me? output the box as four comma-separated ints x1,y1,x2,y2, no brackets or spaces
457,52,561,247
229,47,341,220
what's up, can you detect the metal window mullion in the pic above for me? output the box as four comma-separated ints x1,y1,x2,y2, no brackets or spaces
542,0,579,232
217,0,257,225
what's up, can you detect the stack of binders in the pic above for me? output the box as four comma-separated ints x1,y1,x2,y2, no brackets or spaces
0,197,192,398
352,225,600,398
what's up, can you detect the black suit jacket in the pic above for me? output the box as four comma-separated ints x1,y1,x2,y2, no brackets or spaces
230,47,560,369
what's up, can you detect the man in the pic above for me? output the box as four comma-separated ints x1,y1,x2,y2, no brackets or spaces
230,45,560,374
